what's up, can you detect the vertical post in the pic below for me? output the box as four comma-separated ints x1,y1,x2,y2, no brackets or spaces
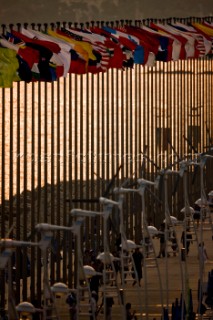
42,246,48,320
16,80,21,303
198,160,205,316
50,81,55,285
119,195,125,288
76,228,80,320
164,174,169,311
68,73,73,289
38,229,53,320
101,200,126,320
118,196,128,320
0,248,18,320
0,88,6,312
56,78,61,281
103,212,108,320
140,185,148,320
23,79,28,301
182,168,188,320
8,253,13,320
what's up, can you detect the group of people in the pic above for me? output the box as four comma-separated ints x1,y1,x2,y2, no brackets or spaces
115,234,144,286
65,237,143,319
66,285,137,320
66,225,210,319
156,221,209,262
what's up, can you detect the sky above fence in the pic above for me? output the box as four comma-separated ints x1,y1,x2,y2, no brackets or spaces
1,0,213,25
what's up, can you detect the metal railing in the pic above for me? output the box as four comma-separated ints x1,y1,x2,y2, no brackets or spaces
0,17,213,311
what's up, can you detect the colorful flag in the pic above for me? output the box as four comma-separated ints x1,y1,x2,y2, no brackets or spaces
0,47,20,87
150,22,195,59
102,25,144,65
90,26,126,69
170,21,212,57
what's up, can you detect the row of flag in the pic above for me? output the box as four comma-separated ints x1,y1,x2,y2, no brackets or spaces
0,20,213,87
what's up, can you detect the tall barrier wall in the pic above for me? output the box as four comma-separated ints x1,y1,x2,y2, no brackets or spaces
0,17,213,308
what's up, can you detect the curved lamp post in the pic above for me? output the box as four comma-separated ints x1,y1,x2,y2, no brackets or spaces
114,177,164,320
0,239,39,320
161,168,185,315
99,196,142,320
191,154,213,315
70,207,125,320
35,220,91,320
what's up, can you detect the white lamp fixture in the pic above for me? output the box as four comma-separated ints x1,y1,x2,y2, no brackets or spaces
16,302,36,315
180,207,195,214
51,282,69,294
147,226,159,236
120,239,141,250
163,216,178,225
96,252,119,264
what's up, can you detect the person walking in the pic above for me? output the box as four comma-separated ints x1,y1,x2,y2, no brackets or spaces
106,297,114,320
66,293,77,320
132,248,143,286
89,291,98,320
170,231,178,257
181,228,193,255
89,258,103,298
198,242,208,265
157,223,166,258
125,302,137,320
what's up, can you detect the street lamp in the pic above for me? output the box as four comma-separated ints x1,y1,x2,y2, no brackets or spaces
35,219,95,320
0,239,39,320
70,207,125,320
114,178,164,320
191,154,213,315
99,196,142,320
161,168,185,313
